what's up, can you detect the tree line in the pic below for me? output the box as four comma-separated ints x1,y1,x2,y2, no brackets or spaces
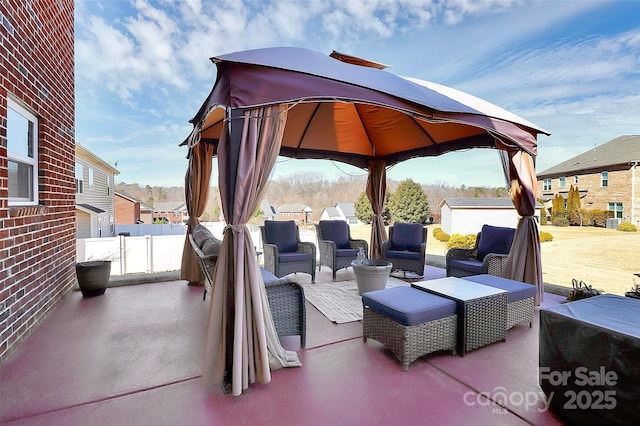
117,172,508,223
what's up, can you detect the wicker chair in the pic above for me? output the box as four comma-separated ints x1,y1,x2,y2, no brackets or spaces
446,224,515,278
261,220,316,282
381,223,427,277
190,234,306,347
315,220,368,280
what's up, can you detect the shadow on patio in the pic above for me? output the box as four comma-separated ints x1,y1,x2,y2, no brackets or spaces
0,265,565,425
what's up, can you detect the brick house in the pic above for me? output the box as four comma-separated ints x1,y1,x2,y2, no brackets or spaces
537,135,640,226
75,144,119,238
152,201,188,225
115,191,153,225
0,1,76,360
277,202,313,225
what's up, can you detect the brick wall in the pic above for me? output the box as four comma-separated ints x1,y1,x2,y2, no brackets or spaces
537,167,638,224
115,193,140,224
0,0,76,361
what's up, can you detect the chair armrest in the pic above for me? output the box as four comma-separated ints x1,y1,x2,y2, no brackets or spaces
381,240,390,256
318,240,337,252
297,241,316,257
349,239,368,254
262,243,279,274
446,247,475,262
483,253,509,277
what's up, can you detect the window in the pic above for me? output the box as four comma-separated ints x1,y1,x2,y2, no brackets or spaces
574,175,579,184
106,176,111,195
608,202,623,219
601,171,608,187
559,176,566,188
88,168,94,188
75,163,84,193
7,99,38,205
543,178,551,191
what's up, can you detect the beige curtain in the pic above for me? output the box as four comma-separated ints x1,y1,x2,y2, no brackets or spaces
181,142,214,284
500,149,544,305
366,159,388,259
202,105,300,397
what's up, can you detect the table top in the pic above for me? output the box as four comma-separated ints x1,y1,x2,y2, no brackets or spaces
412,277,506,302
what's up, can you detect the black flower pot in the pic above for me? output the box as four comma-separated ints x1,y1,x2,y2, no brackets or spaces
76,261,111,297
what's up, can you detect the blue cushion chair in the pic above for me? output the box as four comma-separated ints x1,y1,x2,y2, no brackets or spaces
316,220,368,280
261,220,316,282
381,223,427,277
446,224,515,278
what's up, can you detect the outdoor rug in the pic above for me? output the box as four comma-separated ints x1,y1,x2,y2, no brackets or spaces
298,277,409,324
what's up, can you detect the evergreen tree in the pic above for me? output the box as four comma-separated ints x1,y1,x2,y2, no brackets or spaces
387,179,430,223
567,185,582,226
552,193,566,219
354,191,391,224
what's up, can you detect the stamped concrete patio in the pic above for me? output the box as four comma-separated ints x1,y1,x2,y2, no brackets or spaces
0,265,566,425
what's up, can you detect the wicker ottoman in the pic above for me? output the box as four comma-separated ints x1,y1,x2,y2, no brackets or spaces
463,274,536,329
362,286,457,371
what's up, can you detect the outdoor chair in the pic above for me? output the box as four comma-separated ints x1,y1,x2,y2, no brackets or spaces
316,220,369,280
189,224,221,300
381,223,427,277
190,227,307,347
446,224,515,278
261,220,316,282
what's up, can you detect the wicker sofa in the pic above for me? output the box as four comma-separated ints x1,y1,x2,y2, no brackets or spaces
189,227,306,347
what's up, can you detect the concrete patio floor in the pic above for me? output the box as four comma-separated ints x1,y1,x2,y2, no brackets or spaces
0,266,567,425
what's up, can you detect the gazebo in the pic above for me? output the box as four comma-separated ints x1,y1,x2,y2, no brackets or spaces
180,47,549,396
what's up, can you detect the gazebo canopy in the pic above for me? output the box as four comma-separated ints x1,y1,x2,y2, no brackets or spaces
182,47,548,397
186,47,548,167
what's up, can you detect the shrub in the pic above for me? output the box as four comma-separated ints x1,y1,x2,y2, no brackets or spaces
446,233,475,250
539,231,553,242
433,228,450,242
552,217,569,227
591,209,610,227
617,222,637,232
540,208,547,225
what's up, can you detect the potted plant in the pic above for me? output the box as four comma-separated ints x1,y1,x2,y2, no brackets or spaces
625,283,640,300
76,260,111,297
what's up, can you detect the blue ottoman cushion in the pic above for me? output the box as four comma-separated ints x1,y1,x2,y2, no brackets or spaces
463,274,536,303
362,286,456,326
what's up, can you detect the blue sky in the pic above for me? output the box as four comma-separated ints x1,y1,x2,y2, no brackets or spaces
75,0,640,189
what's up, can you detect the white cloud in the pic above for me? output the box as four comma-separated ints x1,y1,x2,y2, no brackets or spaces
74,0,638,188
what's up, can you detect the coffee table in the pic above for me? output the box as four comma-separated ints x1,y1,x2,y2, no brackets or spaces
411,277,507,355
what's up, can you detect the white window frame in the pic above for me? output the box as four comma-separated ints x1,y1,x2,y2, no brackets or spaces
574,175,579,185
7,98,38,206
543,178,551,191
601,171,609,187
75,163,84,194
558,176,566,188
608,202,622,219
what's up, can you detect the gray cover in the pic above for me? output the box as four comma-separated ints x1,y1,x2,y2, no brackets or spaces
539,294,640,425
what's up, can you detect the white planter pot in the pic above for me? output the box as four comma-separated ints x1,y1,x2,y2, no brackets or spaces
352,259,393,295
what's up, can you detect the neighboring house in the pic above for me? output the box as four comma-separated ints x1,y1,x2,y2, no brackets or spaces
0,1,75,361
153,201,188,224
278,202,313,224
75,144,119,238
439,197,540,235
536,135,640,226
320,202,362,225
259,200,278,221
115,191,153,225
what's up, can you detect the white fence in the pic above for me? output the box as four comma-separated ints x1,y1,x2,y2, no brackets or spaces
77,222,318,276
